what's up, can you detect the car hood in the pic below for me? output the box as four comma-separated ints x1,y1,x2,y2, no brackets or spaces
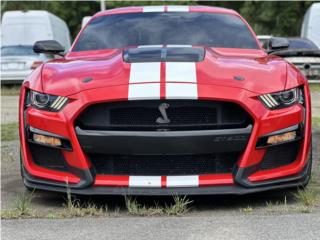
40,47,288,96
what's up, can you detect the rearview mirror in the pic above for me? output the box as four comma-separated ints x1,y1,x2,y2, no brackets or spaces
33,40,65,56
269,37,289,51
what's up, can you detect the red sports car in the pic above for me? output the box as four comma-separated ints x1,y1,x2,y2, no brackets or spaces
19,6,312,195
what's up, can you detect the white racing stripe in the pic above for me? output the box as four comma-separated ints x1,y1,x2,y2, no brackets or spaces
167,6,189,12
128,83,160,100
129,62,161,83
167,45,192,48
165,62,198,99
128,59,198,100
143,6,165,12
129,176,161,187
138,45,163,48
166,83,198,99
128,62,161,100
166,62,197,83
167,176,199,187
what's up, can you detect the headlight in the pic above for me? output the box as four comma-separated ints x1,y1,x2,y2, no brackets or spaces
259,88,301,109
30,91,68,111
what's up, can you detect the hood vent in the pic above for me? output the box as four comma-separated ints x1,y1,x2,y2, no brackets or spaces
123,47,205,63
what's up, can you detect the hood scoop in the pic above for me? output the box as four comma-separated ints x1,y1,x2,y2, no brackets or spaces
123,47,205,63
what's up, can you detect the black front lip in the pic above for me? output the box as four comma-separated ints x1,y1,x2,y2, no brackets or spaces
75,125,252,155
21,158,311,196
22,169,309,196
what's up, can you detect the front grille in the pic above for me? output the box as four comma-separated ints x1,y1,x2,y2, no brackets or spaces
76,100,252,131
260,141,300,170
28,142,67,171
89,153,239,176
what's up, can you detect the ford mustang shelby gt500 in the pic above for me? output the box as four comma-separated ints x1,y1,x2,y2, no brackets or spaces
19,6,312,195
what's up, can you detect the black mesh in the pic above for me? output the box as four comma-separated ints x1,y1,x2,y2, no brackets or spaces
260,141,300,170
28,143,67,171
89,153,239,176
76,100,252,131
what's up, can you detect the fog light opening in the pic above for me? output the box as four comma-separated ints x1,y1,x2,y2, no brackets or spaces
266,131,297,145
256,124,302,149
33,133,62,147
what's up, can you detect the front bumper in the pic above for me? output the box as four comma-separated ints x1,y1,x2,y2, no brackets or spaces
21,157,311,195
19,83,312,195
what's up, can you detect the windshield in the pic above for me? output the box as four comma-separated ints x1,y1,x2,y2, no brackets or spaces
1,46,38,57
288,39,319,50
73,12,259,51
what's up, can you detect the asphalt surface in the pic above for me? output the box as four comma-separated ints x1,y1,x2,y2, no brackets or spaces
2,213,320,240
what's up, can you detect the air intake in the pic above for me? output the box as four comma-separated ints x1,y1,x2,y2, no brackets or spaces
123,47,205,63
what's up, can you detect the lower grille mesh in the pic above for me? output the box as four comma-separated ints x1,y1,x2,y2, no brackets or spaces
29,143,67,171
260,141,300,170
89,153,239,176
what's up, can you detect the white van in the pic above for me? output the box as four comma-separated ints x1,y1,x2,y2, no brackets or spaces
1,10,71,84
301,3,320,48
82,16,92,28
1,10,71,49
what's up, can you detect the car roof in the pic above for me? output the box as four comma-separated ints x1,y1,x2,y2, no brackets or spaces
93,5,240,18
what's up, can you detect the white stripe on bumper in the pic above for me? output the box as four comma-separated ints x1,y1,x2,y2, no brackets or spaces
129,176,161,187
167,176,199,187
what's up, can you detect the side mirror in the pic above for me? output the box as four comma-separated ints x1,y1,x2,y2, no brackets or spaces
33,40,65,56
269,37,289,51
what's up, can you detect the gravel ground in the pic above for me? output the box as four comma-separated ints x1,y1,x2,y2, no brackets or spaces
2,213,320,240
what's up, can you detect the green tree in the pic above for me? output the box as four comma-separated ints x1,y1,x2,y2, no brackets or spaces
2,1,316,38
239,1,315,36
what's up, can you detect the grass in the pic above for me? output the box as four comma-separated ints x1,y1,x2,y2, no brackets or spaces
312,117,320,129
266,196,289,213
59,201,106,218
239,205,253,213
1,122,19,141
58,186,106,218
309,84,320,93
1,85,21,96
293,188,319,208
1,192,37,219
125,196,193,216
